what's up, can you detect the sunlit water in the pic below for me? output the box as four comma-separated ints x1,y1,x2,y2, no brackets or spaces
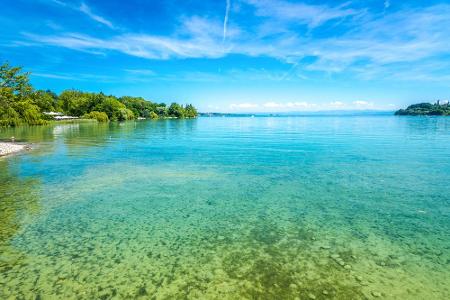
1,117,449,299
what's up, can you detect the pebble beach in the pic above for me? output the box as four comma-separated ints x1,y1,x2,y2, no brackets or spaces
0,142,26,157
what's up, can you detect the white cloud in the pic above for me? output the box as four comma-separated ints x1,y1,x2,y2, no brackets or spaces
352,101,374,107
244,0,359,28
31,72,117,82
262,102,315,109
263,102,283,108
223,0,231,42
79,2,114,28
52,0,67,7
225,100,393,112
124,69,156,76
329,101,344,107
52,1,114,29
21,3,450,82
32,72,77,80
229,103,259,109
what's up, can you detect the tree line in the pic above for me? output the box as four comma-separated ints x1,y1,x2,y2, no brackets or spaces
395,102,450,116
0,62,198,126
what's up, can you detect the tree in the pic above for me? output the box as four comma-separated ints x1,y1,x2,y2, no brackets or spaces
184,104,198,118
1,62,198,126
168,103,185,118
0,62,46,126
96,97,126,121
33,90,57,112
58,90,91,116
149,111,159,119
83,111,109,122
395,102,450,116
118,108,135,121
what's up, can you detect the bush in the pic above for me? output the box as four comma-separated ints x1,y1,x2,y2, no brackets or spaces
83,111,109,122
118,108,134,121
149,111,159,119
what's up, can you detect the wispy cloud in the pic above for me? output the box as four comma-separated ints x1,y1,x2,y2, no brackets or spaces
124,69,156,76
19,3,450,82
22,16,230,59
223,0,231,42
33,72,77,80
79,2,114,28
32,71,117,82
227,100,389,112
52,1,114,29
353,100,374,107
263,101,314,109
229,103,259,109
244,0,360,28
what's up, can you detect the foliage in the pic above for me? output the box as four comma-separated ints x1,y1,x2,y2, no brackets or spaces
58,90,90,117
33,90,58,112
149,111,159,119
0,62,198,127
120,96,157,118
184,104,198,118
168,102,185,118
395,102,450,116
118,108,135,121
0,62,47,126
83,111,109,122
96,97,125,120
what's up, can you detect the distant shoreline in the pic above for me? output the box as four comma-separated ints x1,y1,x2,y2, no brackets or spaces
395,102,450,116
199,111,395,117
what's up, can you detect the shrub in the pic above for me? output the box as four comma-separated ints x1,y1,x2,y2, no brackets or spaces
83,111,109,122
149,111,159,119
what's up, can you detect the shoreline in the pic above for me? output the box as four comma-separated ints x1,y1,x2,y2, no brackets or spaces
0,142,29,157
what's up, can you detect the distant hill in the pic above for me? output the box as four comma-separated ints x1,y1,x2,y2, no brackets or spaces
395,102,450,116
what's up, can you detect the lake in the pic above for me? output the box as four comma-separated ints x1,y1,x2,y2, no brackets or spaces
1,116,449,299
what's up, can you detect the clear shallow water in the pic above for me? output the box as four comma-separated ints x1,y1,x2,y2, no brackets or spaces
0,117,449,299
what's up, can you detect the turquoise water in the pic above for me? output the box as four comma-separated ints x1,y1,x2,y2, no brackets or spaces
0,117,449,299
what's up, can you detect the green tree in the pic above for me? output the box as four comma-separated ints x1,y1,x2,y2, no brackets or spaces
58,90,90,116
33,90,57,112
149,111,159,119
118,108,135,121
96,97,126,121
395,102,450,116
168,103,185,118
83,111,109,122
1,62,198,126
184,104,198,118
0,62,46,126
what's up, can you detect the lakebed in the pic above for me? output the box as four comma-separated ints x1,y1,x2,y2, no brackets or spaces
0,117,449,299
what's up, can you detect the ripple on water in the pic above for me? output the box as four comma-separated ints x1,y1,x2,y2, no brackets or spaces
0,117,449,299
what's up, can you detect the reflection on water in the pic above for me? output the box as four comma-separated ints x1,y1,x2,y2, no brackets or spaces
0,117,449,299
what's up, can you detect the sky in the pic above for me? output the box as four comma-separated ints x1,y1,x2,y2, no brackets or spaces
1,0,450,112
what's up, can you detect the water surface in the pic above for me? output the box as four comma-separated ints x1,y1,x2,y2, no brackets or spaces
1,117,449,299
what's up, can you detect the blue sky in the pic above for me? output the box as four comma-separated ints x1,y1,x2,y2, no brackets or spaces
1,0,450,112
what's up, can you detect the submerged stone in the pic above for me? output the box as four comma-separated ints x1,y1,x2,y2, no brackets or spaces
372,291,382,297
